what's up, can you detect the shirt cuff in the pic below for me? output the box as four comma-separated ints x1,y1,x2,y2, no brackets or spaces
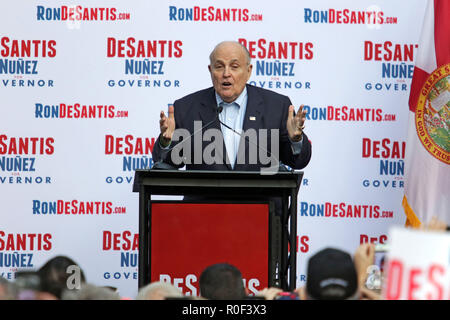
289,135,303,155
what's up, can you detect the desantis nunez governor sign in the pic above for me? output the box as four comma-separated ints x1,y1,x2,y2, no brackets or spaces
0,0,426,298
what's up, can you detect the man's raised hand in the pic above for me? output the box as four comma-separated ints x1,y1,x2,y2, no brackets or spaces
159,105,175,147
287,104,306,142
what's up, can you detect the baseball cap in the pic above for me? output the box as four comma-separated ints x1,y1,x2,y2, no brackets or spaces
306,248,358,300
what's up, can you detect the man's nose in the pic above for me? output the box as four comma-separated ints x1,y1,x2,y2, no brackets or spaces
223,66,231,77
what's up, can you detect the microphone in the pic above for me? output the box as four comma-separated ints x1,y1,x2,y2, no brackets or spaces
151,106,223,170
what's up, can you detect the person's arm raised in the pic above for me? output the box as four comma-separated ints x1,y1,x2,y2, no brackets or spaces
159,105,176,148
286,104,306,142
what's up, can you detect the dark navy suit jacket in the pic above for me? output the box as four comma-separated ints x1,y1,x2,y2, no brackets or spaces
152,84,311,171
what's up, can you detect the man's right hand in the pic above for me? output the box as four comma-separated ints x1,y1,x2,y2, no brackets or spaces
159,105,175,148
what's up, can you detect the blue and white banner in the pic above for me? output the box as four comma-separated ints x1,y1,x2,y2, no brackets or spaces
0,0,427,298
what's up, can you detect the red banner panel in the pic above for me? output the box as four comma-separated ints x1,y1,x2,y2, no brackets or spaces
150,202,269,296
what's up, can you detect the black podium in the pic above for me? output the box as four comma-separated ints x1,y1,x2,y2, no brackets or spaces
132,169,303,291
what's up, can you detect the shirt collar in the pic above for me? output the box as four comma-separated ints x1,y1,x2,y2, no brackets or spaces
215,86,247,108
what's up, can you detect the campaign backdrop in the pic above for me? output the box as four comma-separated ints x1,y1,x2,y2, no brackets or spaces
0,0,427,298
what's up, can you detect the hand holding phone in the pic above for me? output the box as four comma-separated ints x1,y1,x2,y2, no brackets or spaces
354,243,375,287
374,244,389,273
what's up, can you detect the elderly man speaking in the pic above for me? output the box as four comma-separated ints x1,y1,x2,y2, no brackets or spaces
152,41,311,172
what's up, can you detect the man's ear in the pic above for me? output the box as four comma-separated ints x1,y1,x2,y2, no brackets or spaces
208,65,212,73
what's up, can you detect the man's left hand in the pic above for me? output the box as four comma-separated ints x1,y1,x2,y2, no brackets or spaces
287,104,306,142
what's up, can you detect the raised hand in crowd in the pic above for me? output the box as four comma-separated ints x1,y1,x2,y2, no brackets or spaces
353,243,375,288
421,216,447,232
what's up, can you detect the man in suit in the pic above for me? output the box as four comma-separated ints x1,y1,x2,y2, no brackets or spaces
152,42,310,287
153,41,311,171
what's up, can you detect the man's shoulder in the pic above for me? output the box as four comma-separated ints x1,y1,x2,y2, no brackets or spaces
246,84,290,102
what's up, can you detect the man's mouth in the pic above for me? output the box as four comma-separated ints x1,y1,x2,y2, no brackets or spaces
222,81,232,87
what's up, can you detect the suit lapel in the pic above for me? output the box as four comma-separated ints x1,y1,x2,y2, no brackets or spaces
236,85,264,169
242,85,264,132
199,87,220,129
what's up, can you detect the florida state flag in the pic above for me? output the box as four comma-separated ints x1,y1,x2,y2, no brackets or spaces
403,0,450,227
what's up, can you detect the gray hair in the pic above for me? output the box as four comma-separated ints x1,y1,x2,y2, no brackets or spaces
136,281,183,300
209,41,251,65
